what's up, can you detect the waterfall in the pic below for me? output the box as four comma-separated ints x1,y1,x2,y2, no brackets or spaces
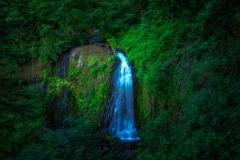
106,51,140,141
49,52,70,129
58,53,69,79
58,53,69,127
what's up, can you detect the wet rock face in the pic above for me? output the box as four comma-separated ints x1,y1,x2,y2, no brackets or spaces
85,27,111,49
48,52,71,129
70,44,114,68
17,60,48,81
56,44,115,128
50,85,69,129
58,52,70,79
91,36,110,48
71,45,110,57
17,43,115,129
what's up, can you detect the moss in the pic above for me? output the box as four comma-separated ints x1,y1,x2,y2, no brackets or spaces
37,44,115,128
87,56,99,67
136,82,157,126
65,45,114,127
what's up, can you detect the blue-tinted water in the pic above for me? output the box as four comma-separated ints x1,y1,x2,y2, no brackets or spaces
107,51,140,141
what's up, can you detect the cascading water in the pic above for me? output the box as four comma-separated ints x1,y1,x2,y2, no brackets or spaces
106,51,140,141
58,53,69,127
58,53,69,79
49,52,69,129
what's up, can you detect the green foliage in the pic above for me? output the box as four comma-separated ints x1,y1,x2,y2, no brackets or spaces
118,18,188,116
60,53,114,128
116,0,240,159
90,66,99,75
16,118,101,160
107,55,116,66
137,76,240,159
89,0,139,34
76,82,108,126
90,63,107,75
137,111,174,159
68,68,80,78
0,84,46,159
196,0,240,39
16,117,129,160
1,0,240,159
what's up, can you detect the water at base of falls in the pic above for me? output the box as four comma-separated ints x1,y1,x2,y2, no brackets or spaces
106,51,140,141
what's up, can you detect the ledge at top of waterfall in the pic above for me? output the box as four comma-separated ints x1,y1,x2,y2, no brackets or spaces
107,50,140,141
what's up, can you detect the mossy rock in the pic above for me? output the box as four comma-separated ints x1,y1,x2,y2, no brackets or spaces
66,45,115,127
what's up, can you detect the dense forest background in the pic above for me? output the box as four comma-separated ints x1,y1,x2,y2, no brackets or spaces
1,0,240,159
